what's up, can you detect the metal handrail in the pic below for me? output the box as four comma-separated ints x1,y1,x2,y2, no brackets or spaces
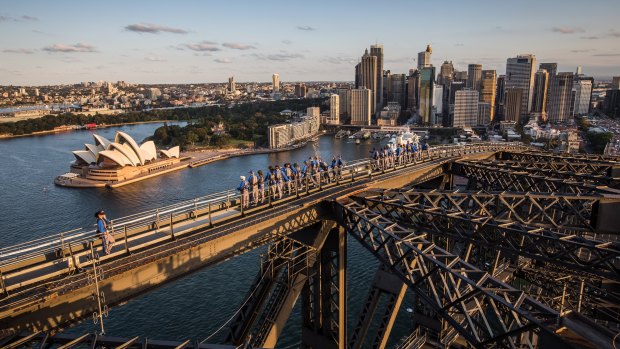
0,142,529,268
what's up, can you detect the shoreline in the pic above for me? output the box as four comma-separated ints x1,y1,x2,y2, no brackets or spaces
55,141,311,189
0,120,183,140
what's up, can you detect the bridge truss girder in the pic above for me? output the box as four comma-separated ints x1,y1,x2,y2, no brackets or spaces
354,191,620,281
497,151,620,165
462,159,620,189
335,198,582,349
449,160,609,195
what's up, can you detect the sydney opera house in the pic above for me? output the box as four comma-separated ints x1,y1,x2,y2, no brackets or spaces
56,131,181,187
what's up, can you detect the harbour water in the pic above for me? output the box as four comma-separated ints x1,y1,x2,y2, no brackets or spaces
0,123,413,347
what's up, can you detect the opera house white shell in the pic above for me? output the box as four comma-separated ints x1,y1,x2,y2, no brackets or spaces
72,131,179,168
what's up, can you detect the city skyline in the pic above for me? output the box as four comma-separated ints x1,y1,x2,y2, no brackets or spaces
1,0,620,85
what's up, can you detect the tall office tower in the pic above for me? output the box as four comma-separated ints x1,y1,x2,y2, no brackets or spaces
539,63,557,114
448,81,465,122
575,66,583,76
388,73,406,108
382,70,390,108
612,77,620,90
272,73,280,92
417,44,432,70
505,54,536,122
357,49,378,115
504,87,523,122
34,88,40,97
295,83,307,98
433,85,444,118
495,75,506,120
438,61,454,85
406,70,419,110
478,103,491,126
480,70,497,122
467,64,483,91
327,94,340,124
454,71,468,83
453,89,479,127
531,69,549,122
370,44,384,108
228,76,236,93
419,66,436,125
350,88,372,126
337,88,352,118
547,72,574,123
572,79,592,116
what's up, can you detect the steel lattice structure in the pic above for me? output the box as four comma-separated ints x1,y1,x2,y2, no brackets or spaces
353,190,620,281
498,150,620,164
461,159,620,189
335,199,576,349
449,160,609,194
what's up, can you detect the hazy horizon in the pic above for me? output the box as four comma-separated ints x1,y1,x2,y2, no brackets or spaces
2,0,619,85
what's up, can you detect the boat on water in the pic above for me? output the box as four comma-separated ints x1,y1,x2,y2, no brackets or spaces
355,139,361,144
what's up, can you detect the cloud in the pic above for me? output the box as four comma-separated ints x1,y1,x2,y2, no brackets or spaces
0,15,13,21
571,49,592,53
145,56,167,62
125,23,188,34
253,53,304,61
592,53,620,57
297,26,316,31
455,43,465,47
580,36,599,40
551,26,584,34
214,58,232,64
322,56,356,64
21,15,38,21
609,30,620,38
282,40,292,45
42,43,97,53
183,41,220,51
3,48,36,54
222,42,256,50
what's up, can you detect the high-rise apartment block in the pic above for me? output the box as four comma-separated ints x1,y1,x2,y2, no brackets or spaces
467,64,482,91
272,73,280,92
337,89,351,118
406,71,419,110
453,89,479,127
495,75,505,120
505,54,536,122
531,69,549,122
350,88,372,126
327,94,340,125
295,83,307,98
480,70,496,121
228,76,236,93
438,61,454,85
387,73,406,109
612,77,620,90
572,79,592,116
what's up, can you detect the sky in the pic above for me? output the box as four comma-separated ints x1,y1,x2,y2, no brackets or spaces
1,0,619,85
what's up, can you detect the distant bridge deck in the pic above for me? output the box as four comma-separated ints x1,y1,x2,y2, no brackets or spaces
0,142,598,333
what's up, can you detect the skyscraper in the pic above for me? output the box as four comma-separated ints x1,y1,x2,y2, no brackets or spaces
480,70,496,121
539,63,557,116
228,76,236,93
327,94,340,125
572,79,592,116
453,89,479,128
504,87,523,123
467,64,482,91
438,61,454,85
547,72,574,123
419,66,436,125
505,54,536,122
336,89,351,119
417,44,432,70
370,44,384,108
406,70,419,110
613,77,620,90
454,71,468,83
272,73,280,92
388,73,406,109
448,81,466,120
356,49,378,115
433,85,443,117
531,69,549,121
295,83,307,98
350,88,372,126
495,75,505,120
